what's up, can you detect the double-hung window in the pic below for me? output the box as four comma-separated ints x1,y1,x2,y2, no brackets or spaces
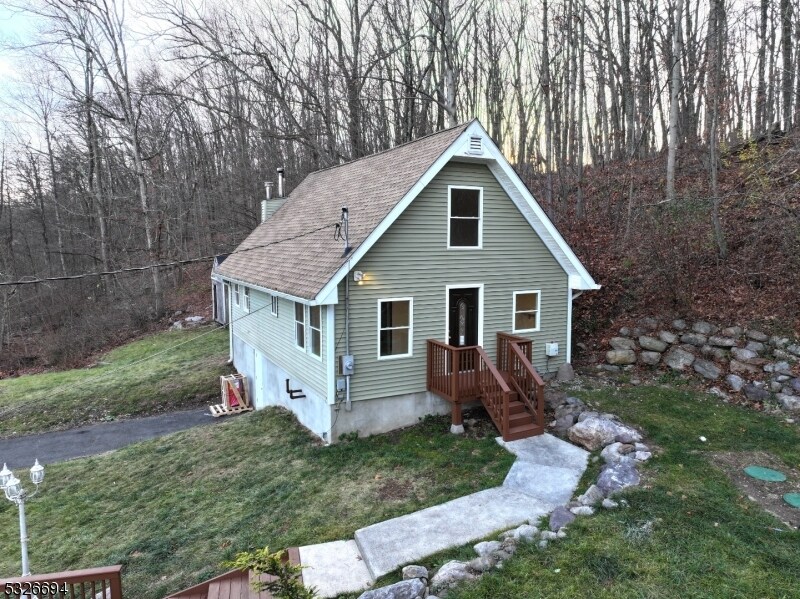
294,302,305,349
513,291,540,333
448,186,482,248
233,284,240,307
243,287,251,312
309,306,322,358
270,295,279,317
378,298,413,359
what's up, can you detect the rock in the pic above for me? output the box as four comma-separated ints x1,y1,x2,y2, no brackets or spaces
701,345,728,361
725,374,744,392
601,498,619,509
578,484,606,506
618,326,632,336
664,347,696,370
606,349,637,365
746,330,769,342
540,530,559,540
358,578,427,599
474,541,501,557
549,506,576,531
170,321,184,330
777,394,800,411
577,410,599,422
600,442,635,465
709,387,730,400
679,343,699,354
766,361,792,375
544,389,568,409
692,321,716,335
731,347,757,361
570,506,595,516
672,319,688,330
615,429,642,444
792,379,800,393
184,315,204,323
745,341,765,353
770,336,789,348
556,529,567,539
693,359,722,380
743,384,770,402
730,359,761,375
430,561,476,594
556,362,575,382
609,337,637,351
553,413,578,433
467,556,496,573
511,524,539,542
568,416,641,451
773,349,797,362
787,344,800,357
708,336,737,348
681,333,708,347
597,462,641,495
639,336,668,352
638,351,661,366
721,326,743,338
770,381,783,392
635,451,652,461
538,540,548,549
402,565,429,581
598,364,621,373
658,330,678,344
639,317,659,331
632,327,645,337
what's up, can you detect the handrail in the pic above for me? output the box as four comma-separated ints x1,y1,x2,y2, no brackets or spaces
0,565,123,598
508,343,545,430
497,332,532,370
476,346,511,438
426,340,480,403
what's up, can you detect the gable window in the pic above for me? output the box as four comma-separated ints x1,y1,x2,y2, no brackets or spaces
294,302,305,349
233,284,240,307
243,287,251,313
448,186,482,248
309,306,322,358
513,291,540,333
270,295,279,317
378,298,413,359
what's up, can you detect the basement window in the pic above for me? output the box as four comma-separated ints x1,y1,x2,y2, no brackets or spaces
294,302,305,349
378,298,413,359
309,306,322,358
270,295,279,317
448,187,482,248
513,291,540,333
243,287,251,313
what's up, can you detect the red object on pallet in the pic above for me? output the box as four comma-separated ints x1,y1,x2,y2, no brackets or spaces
227,385,240,407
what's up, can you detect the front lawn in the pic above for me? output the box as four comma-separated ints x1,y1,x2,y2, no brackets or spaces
0,409,515,599
0,327,231,437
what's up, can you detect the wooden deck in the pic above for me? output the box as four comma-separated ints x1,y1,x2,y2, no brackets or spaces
0,565,123,599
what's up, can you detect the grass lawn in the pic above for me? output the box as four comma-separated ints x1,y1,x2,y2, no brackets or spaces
0,327,231,437
437,384,800,599
0,409,515,599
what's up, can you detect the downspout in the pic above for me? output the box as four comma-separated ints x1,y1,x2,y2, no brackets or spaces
345,263,352,411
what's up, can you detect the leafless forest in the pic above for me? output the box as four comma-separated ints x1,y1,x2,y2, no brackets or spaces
0,0,798,368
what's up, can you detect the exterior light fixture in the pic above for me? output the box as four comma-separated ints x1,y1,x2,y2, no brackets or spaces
1,459,46,578
353,271,364,283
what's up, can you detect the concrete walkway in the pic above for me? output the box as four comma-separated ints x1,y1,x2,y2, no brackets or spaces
299,433,588,598
0,408,219,469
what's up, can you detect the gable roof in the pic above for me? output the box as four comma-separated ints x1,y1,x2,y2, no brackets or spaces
217,119,599,303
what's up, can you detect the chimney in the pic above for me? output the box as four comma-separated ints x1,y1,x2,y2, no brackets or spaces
277,167,285,198
260,172,287,224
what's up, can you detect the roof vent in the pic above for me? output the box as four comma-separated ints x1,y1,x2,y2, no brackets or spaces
468,135,483,155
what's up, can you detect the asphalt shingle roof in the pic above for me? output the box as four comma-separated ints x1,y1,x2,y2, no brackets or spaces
216,121,471,299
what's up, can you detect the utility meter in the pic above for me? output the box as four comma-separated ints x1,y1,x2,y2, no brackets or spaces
340,355,355,375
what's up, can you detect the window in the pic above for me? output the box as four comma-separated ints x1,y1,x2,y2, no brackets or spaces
233,284,240,307
309,306,322,358
270,295,279,317
513,291,540,333
378,298,413,359
294,302,305,349
243,287,251,312
448,187,482,248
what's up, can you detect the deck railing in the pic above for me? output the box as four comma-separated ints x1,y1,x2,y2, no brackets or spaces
496,332,532,371
507,343,545,432
426,339,480,403
0,565,123,599
476,346,512,438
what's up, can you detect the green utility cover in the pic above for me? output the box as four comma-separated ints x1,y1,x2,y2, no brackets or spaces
744,465,787,482
784,493,800,509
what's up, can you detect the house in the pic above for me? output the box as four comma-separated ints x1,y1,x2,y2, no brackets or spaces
211,254,230,325
215,119,598,443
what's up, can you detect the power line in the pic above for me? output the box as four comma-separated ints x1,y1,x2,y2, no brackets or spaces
0,222,338,287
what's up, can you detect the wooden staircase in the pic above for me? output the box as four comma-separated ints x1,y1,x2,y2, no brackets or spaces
502,375,541,441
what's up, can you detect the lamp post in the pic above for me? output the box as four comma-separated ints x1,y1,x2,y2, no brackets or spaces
1,460,45,577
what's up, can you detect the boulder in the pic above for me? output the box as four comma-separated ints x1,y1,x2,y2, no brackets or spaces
681,333,708,347
473,541,501,558
402,565,429,581
693,359,722,380
664,347,696,370
556,362,576,382
701,345,728,361
357,578,427,599
578,484,606,506
606,349,637,365
743,383,770,402
639,351,661,366
639,317,659,331
618,326,632,336
544,389,568,409
770,336,789,348
746,330,769,342
602,498,619,509
658,330,678,344
721,326,743,338
609,337,637,351
549,505,576,531
731,347,757,361
777,394,800,411
708,336,737,348
745,341,765,353
639,336,668,352
729,359,761,375
466,556,496,573
792,379,800,393
597,462,641,495
568,416,641,451
692,321,716,335
570,506,595,516
635,451,653,461
598,364,621,373
672,319,688,330
725,374,744,392
765,361,792,375
787,344,800,357
600,442,636,465
430,561,476,594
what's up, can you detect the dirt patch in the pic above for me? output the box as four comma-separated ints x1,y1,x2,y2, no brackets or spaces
375,479,411,501
710,451,800,529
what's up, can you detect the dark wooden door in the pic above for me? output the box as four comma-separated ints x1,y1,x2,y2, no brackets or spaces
448,287,479,347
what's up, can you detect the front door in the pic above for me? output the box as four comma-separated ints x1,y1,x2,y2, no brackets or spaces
448,287,479,347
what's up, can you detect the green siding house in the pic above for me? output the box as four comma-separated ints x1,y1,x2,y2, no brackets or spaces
216,120,598,442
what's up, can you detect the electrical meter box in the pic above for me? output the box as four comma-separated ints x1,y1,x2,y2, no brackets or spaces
545,342,559,357
339,355,355,375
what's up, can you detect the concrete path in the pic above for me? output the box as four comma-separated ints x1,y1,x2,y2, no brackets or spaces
0,408,219,469
298,433,588,597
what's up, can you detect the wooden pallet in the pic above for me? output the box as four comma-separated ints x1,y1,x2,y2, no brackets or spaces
209,403,254,418
211,374,253,418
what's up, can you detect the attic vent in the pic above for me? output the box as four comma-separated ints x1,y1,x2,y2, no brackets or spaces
468,135,483,155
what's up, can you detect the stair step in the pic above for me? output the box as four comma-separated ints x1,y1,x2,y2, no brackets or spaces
507,400,527,415
505,422,541,441
509,411,533,427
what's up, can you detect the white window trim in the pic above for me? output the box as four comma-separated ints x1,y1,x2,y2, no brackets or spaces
294,301,306,350
233,283,240,307
377,297,414,360
308,305,323,360
444,284,484,347
447,185,483,250
512,290,541,333
270,294,279,317
243,287,251,313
